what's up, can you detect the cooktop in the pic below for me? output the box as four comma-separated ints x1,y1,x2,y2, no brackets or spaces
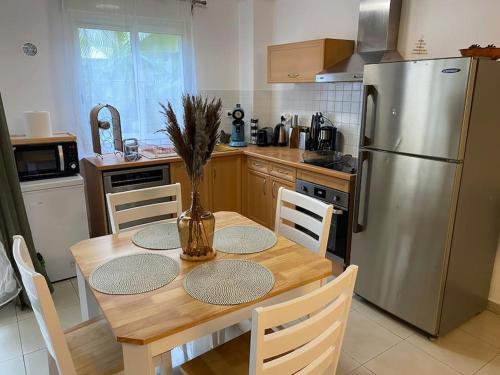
302,152,357,174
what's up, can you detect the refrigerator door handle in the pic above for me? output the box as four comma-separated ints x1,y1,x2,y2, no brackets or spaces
353,151,370,233
360,85,376,147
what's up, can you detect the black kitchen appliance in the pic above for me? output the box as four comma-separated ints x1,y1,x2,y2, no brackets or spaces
306,112,337,151
295,179,351,265
306,113,321,150
13,140,79,181
256,127,273,146
272,121,287,146
318,125,337,151
302,151,357,174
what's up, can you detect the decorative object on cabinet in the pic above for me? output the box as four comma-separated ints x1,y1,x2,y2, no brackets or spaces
460,44,500,60
267,38,354,83
122,138,141,161
89,104,123,157
159,95,222,261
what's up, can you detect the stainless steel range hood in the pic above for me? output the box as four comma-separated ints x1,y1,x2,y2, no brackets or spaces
316,0,403,82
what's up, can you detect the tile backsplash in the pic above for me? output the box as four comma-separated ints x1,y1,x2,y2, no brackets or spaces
200,81,362,156
268,82,362,155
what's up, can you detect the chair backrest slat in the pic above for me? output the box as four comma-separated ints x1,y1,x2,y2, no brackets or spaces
106,183,182,233
274,187,333,257
13,236,76,375
262,321,342,375
262,294,347,358
114,201,179,225
249,265,358,375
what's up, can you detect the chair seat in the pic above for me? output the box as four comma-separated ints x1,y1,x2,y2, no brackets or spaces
180,331,251,375
65,316,123,375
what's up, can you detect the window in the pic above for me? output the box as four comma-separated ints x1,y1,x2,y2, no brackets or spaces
77,26,185,148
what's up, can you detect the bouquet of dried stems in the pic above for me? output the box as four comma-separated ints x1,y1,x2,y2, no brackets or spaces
159,95,222,261
159,95,222,184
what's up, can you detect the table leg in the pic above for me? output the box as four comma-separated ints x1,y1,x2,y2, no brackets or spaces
76,266,100,320
123,343,156,375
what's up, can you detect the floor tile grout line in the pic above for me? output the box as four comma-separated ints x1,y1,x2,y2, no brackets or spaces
351,301,414,340
457,326,500,351
472,353,500,375
402,336,471,375
15,316,28,375
357,337,404,368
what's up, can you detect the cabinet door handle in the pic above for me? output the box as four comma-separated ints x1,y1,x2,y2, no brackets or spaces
263,179,267,195
272,181,276,198
277,169,288,175
287,73,299,78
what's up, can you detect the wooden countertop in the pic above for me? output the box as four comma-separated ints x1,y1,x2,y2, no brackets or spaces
82,145,356,181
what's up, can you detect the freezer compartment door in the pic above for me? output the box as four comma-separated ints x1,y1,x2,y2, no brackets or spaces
351,150,459,334
362,58,472,160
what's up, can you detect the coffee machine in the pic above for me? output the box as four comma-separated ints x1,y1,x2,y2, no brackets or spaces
229,104,247,147
306,112,337,151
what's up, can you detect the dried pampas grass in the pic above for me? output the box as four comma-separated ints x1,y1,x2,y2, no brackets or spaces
159,95,222,182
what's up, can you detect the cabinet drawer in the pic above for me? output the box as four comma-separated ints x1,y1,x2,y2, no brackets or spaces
270,163,296,182
247,157,270,173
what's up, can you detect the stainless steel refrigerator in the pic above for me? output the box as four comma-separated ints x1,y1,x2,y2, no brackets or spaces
351,57,500,336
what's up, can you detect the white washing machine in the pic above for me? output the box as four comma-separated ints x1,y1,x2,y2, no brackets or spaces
21,175,89,281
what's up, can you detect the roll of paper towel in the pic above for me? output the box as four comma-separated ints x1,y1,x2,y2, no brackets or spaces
24,111,52,138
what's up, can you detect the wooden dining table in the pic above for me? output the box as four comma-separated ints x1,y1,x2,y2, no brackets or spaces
70,211,334,375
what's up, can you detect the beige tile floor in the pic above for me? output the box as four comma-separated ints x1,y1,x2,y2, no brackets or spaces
1,278,499,375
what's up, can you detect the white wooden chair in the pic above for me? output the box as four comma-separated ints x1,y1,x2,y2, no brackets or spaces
274,187,333,258
236,187,335,335
106,183,183,234
180,265,358,375
12,235,171,375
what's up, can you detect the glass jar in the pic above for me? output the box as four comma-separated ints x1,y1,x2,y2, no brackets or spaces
177,187,216,261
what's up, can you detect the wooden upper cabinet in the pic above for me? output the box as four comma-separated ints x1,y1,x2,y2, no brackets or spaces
211,156,242,213
267,39,354,83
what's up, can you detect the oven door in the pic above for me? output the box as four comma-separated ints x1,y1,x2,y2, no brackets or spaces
14,144,64,181
326,207,348,261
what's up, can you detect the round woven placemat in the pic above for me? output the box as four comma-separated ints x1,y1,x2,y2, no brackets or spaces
132,222,180,250
213,226,277,254
89,253,179,295
183,259,275,305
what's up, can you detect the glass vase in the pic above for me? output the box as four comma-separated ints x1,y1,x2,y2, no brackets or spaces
177,183,216,261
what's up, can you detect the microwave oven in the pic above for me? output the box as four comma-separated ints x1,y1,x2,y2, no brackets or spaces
13,140,80,181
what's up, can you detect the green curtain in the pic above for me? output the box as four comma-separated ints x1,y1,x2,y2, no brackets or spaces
0,94,53,307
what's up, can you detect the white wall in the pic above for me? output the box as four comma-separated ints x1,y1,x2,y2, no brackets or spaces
270,0,358,45
0,0,69,134
399,0,500,59
192,0,240,91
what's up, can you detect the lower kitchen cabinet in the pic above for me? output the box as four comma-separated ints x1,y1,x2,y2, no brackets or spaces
171,155,242,213
246,169,271,227
269,176,296,230
170,161,211,211
211,156,242,213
